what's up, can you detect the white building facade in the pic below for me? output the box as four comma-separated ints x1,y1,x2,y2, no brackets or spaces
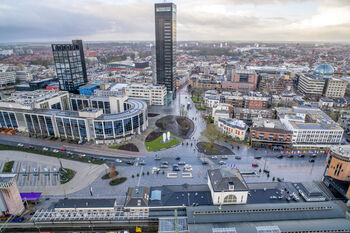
125,83,167,106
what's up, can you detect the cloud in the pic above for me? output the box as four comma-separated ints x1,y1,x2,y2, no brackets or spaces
0,0,349,42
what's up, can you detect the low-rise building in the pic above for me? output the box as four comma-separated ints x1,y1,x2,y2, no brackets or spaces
0,71,16,89
0,174,25,216
298,73,326,97
125,83,167,106
278,106,343,148
212,103,231,124
222,70,258,93
79,83,100,96
250,119,292,148
233,108,275,125
323,145,350,200
218,118,247,141
324,78,347,98
207,168,249,205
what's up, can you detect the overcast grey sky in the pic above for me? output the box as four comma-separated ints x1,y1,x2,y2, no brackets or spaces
0,0,349,42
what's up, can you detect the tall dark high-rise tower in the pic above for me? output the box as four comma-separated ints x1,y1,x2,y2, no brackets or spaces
52,40,88,93
155,2,176,99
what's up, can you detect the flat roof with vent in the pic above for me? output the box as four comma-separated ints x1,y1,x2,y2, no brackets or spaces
54,198,116,210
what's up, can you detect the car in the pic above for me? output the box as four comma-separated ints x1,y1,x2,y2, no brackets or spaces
254,148,258,150
176,156,181,160
222,155,228,159
126,160,134,165
115,159,122,163
154,155,161,160
235,156,241,160
42,147,49,151
219,161,226,165
183,164,192,171
81,154,86,157
309,159,315,163
139,161,146,165
310,154,317,158
202,160,209,165
160,164,169,168
252,163,259,167
100,157,106,161
162,161,169,165
11,217,24,222
67,151,73,155
178,161,186,165
276,155,283,159
17,143,24,147
28,145,34,149
297,154,305,158
53,149,59,153
211,156,218,159
60,147,66,151
254,156,262,159
172,164,180,171
287,154,294,158
152,167,160,172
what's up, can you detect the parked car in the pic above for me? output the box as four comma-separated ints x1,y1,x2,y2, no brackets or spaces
42,147,49,151
17,143,24,147
176,156,181,160
309,159,315,163
67,151,73,155
222,155,228,159
178,161,186,165
235,156,241,160
211,156,218,159
202,160,209,165
160,164,169,168
154,155,161,160
53,149,59,153
254,156,262,159
162,161,169,165
276,155,283,159
60,147,66,151
28,145,34,149
252,163,259,167
297,154,305,158
152,167,160,173
11,217,24,223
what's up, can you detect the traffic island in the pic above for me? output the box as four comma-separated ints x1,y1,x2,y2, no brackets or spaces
109,177,127,186
197,142,234,155
145,133,180,152
155,115,194,139
60,168,76,184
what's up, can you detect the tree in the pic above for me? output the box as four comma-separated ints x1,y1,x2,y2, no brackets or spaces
201,124,221,149
109,165,116,179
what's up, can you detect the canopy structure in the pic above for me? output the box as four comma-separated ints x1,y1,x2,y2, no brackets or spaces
20,193,41,201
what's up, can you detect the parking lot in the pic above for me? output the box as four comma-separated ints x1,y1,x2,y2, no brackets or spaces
0,150,107,195
0,160,60,187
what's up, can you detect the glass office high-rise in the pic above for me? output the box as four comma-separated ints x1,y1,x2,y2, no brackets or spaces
155,3,176,99
52,40,88,93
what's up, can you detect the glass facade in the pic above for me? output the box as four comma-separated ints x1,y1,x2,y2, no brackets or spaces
104,121,113,137
0,111,18,129
132,115,139,129
45,117,55,136
52,40,87,93
114,120,123,136
124,118,132,133
94,122,103,135
79,120,87,138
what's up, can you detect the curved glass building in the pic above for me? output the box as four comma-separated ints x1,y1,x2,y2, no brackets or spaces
314,63,334,76
0,90,148,144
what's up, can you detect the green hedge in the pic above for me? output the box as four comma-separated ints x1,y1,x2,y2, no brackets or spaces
60,168,76,184
2,161,14,173
0,144,103,165
102,171,119,180
109,177,127,186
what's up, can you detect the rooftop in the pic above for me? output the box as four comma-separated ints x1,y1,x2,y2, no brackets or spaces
208,168,248,192
218,118,247,130
330,145,350,159
54,198,116,209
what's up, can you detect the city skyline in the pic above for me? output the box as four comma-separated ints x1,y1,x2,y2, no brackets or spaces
0,0,349,43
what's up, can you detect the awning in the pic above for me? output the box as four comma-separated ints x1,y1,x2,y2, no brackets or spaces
20,193,41,201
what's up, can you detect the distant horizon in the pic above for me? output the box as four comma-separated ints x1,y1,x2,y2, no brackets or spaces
1,39,350,46
0,0,349,43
